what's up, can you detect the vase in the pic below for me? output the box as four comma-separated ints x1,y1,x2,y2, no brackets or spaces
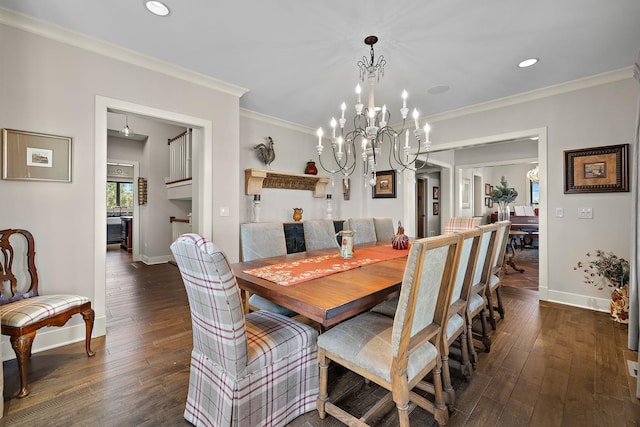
610,285,629,324
292,207,303,222
305,161,318,175
497,203,510,221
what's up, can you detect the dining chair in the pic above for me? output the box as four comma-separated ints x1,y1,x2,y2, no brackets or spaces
303,219,338,251
443,216,481,234
171,234,319,427
373,217,395,244
346,217,377,245
466,223,500,364
316,234,461,427
240,222,296,316
486,220,511,329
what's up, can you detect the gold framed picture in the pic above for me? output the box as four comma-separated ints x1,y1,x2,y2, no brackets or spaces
564,144,628,193
372,170,396,199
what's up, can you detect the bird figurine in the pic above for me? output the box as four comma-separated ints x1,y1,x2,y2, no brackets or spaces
254,136,275,169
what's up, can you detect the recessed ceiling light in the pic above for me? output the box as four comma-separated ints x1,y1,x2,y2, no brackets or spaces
518,58,539,68
427,84,450,94
144,1,170,17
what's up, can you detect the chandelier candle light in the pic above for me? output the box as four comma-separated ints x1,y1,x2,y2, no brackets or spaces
316,36,432,187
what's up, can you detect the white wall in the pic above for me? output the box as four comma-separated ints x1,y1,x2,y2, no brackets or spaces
0,20,242,357
429,75,637,311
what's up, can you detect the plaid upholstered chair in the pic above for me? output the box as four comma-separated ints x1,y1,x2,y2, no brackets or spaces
443,216,481,234
316,234,461,427
302,219,338,251
240,222,296,316
346,218,377,245
0,229,95,398
171,234,319,427
486,220,511,329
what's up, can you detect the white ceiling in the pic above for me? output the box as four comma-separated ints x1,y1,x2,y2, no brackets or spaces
2,0,639,130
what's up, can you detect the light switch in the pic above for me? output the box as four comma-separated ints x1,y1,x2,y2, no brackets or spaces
555,208,564,217
219,207,229,217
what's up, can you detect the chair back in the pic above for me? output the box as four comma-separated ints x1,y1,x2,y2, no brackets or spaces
0,229,39,304
492,221,512,275
474,223,500,289
444,217,481,234
449,228,482,310
170,234,248,375
303,219,338,251
373,217,395,243
346,218,377,245
391,234,460,359
240,222,287,262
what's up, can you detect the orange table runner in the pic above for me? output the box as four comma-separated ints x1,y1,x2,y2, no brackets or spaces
243,245,409,286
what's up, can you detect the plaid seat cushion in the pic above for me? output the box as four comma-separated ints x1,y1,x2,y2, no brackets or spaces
444,217,480,234
0,295,90,328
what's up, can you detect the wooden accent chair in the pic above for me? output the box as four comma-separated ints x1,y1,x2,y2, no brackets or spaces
346,218,377,245
316,234,461,427
302,219,338,251
443,216,481,234
486,220,511,329
465,223,500,365
373,217,395,244
0,229,95,398
239,222,296,316
171,234,319,426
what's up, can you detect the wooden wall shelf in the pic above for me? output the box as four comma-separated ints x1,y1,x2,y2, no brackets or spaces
245,168,330,198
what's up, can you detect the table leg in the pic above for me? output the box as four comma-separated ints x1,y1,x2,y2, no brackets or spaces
505,238,525,273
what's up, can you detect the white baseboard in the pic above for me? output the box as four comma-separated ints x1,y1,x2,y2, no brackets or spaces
1,315,106,362
546,289,610,313
140,254,173,265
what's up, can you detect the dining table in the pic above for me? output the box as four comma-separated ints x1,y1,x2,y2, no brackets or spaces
231,244,409,329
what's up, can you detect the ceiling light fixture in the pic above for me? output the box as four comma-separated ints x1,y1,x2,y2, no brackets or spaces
316,36,431,186
527,165,539,182
120,116,134,137
518,58,539,68
144,1,170,16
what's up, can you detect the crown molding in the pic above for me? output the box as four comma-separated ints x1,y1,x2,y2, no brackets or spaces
0,7,248,98
426,67,634,123
240,108,316,135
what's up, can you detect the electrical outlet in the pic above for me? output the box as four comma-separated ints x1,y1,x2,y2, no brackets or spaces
555,208,564,217
219,207,229,217
578,207,593,219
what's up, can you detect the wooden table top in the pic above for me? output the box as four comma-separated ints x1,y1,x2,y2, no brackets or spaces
231,246,407,328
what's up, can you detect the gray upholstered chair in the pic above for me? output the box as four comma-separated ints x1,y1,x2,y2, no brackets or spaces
466,223,500,364
303,219,338,251
486,220,511,329
240,222,296,316
373,217,395,244
316,234,462,427
171,234,319,427
346,218,377,245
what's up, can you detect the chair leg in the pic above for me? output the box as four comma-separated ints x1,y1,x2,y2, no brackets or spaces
466,321,478,367
10,332,37,398
441,353,456,405
316,349,329,420
486,288,498,330
82,308,96,357
479,308,491,352
494,286,505,319
459,331,472,380
432,364,449,426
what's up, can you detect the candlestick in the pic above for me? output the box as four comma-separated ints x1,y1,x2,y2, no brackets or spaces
356,84,361,103
317,128,323,148
412,108,419,130
340,102,346,120
405,129,410,149
402,90,408,109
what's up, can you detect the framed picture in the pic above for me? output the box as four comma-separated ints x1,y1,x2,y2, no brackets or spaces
2,129,72,182
461,178,471,208
485,197,493,208
485,183,492,195
433,202,439,215
432,186,439,200
372,170,396,199
564,144,629,193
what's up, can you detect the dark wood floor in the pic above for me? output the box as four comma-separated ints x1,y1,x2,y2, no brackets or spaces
1,246,638,426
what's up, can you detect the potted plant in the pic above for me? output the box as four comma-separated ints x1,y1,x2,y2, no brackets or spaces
574,250,630,323
490,176,518,220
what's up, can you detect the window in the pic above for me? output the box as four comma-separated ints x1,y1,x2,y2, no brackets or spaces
530,181,539,205
106,182,134,210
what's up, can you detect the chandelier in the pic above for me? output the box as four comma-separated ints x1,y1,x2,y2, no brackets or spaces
315,36,431,186
527,164,539,182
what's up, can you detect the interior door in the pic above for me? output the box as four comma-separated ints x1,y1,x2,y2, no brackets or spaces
417,179,425,238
